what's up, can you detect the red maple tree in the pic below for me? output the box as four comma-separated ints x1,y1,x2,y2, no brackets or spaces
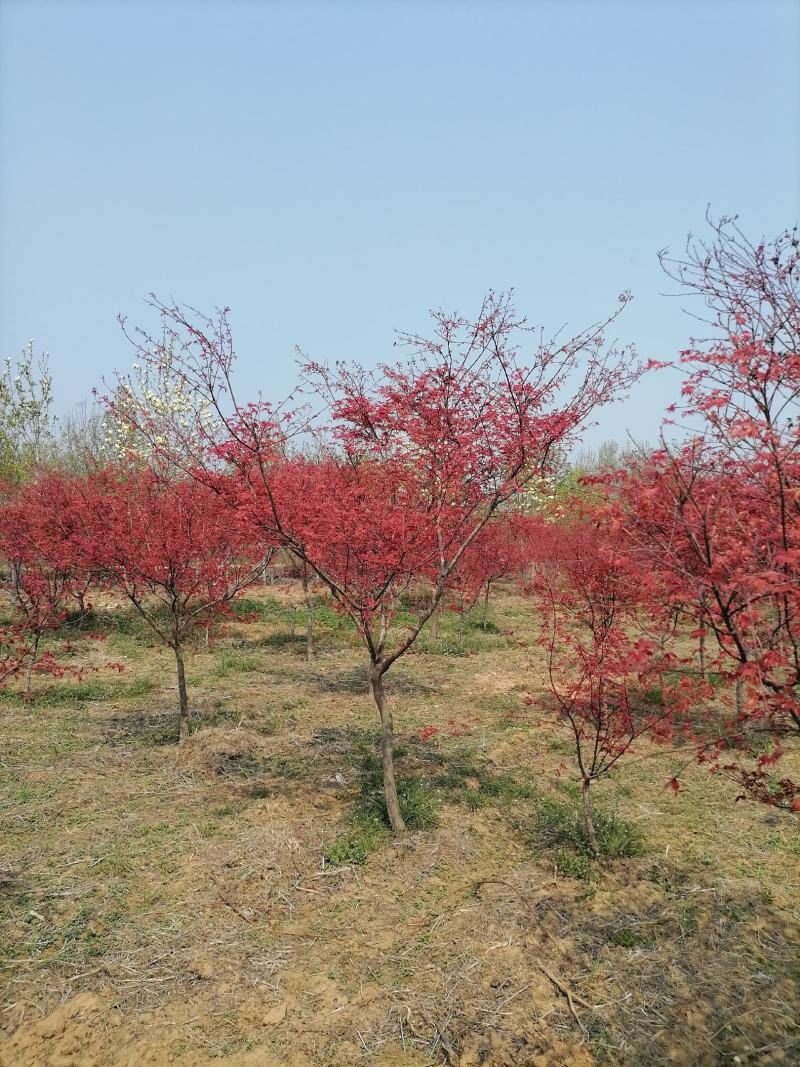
527,518,694,851
74,470,267,741
448,513,543,633
112,290,641,828
616,218,800,808
0,474,92,693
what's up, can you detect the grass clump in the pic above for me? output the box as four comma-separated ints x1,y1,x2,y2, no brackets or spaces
606,926,648,948
209,751,266,778
426,746,535,811
357,753,440,832
229,596,271,619
532,796,646,879
93,605,170,640
323,808,390,867
324,754,440,867
214,650,262,677
257,631,306,650
461,772,536,811
476,770,536,804
393,777,440,829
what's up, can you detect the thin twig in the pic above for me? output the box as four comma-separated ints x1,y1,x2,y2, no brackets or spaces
213,881,256,924
538,963,589,1037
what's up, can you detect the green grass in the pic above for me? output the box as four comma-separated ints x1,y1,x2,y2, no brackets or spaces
323,753,441,866
231,594,508,658
419,623,510,656
531,795,646,879
228,596,274,619
254,631,308,650
605,926,648,948
2,897,131,969
0,676,155,707
356,753,441,831
232,594,353,630
91,605,166,639
359,603,513,657
262,753,307,780
323,808,390,867
214,649,263,677
474,770,536,803
410,741,537,810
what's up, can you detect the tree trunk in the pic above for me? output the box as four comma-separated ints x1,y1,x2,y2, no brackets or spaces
582,778,599,858
175,646,190,742
303,572,314,661
482,583,490,630
735,677,745,718
698,618,706,679
369,665,406,832
290,606,297,639
429,601,439,642
696,595,708,679
25,632,41,697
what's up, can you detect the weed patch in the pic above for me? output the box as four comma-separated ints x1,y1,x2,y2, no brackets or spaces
357,753,440,831
1,677,154,708
531,796,646,878
323,808,390,867
214,650,263,677
324,753,441,866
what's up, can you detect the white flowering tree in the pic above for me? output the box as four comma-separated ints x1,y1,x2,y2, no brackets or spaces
516,471,561,516
104,330,219,473
108,297,301,482
0,343,55,485
514,447,571,518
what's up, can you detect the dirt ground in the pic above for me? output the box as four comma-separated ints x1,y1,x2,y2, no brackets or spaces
1,586,798,1066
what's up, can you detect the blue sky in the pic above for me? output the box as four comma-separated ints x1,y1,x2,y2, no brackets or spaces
1,0,798,446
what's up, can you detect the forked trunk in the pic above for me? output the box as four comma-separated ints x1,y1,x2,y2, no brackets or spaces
175,646,190,742
582,778,599,858
369,665,406,832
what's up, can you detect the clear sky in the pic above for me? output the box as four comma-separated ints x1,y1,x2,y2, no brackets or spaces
1,0,798,446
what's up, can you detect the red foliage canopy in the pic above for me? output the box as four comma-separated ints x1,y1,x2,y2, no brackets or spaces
73,470,266,739
0,474,92,691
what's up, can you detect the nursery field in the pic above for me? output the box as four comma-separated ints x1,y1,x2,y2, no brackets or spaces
1,584,798,1067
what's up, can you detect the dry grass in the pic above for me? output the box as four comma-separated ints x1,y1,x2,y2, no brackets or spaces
0,585,798,1066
